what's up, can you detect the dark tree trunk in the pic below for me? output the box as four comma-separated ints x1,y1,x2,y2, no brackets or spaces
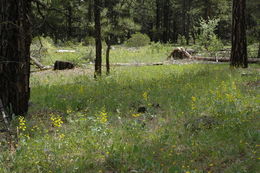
230,0,248,68
203,0,211,19
88,0,93,23
257,43,260,58
67,4,73,40
105,40,111,75
163,0,170,43
182,0,187,44
155,0,161,42
94,0,102,77
186,0,191,45
0,0,32,116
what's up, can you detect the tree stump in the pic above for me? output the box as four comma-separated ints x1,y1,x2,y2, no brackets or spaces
168,47,192,59
54,61,74,70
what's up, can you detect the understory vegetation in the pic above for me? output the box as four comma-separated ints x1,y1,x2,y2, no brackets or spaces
1,62,259,172
31,36,259,68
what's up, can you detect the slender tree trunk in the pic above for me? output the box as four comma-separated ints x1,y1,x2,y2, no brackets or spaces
163,0,170,43
186,0,191,45
203,0,211,19
182,0,187,44
257,42,260,58
105,40,111,75
94,0,102,77
67,4,73,40
0,0,32,116
155,0,161,42
230,0,248,68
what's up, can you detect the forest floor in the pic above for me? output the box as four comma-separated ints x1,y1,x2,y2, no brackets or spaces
1,43,260,172
1,63,260,173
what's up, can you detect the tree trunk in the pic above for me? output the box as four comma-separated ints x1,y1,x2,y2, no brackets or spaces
163,0,170,43
182,0,187,45
105,41,111,75
0,0,32,116
257,43,260,58
155,0,161,42
94,0,102,77
230,0,248,68
67,4,73,40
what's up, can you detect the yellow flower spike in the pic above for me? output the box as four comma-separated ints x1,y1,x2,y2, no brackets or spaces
143,92,148,101
18,116,27,131
50,114,64,128
132,113,141,118
97,108,108,124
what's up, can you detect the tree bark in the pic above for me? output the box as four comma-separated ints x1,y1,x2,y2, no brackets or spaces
230,0,248,68
105,41,111,75
0,0,32,116
94,0,102,77
162,0,170,43
257,43,260,58
155,0,161,42
67,3,73,40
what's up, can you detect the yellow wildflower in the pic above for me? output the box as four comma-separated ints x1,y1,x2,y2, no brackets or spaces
143,92,148,101
18,116,26,131
97,108,108,124
50,114,64,127
59,134,65,139
191,96,197,110
132,113,141,118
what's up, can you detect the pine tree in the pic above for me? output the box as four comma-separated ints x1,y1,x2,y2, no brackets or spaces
0,0,32,116
94,0,102,77
230,0,248,68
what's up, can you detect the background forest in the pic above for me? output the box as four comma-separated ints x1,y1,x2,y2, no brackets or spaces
0,0,260,173
31,0,259,56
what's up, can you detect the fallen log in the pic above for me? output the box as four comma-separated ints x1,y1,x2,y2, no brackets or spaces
108,62,164,67
30,56,45,69
192,57,260,63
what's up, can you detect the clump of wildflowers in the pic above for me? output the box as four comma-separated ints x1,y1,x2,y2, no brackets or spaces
132,113,141,118
191,96,197,110
143,92,148,101
97,108,108,124
50,114,64,127
18,116,27,131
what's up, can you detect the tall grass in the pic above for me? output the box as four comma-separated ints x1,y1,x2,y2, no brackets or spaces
0,64,259,173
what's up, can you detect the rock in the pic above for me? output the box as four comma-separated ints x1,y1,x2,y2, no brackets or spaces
54,61,74,70
168,47,192,60
186,48,197,55
185,116,218,131
137,106,147,113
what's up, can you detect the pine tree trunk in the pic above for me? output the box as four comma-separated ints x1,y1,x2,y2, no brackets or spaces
257,43,260,58
230,0,248,68
67,4,73,40
0,0,32,116
163,0,170,43
106,42,111,75
94,0,102,77
155,0,161,42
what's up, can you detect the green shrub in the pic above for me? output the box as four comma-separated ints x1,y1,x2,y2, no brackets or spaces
83,36,95,46
196,18,223,53
177,35,187,46
31,36,55,59
125,32,151,47
248,43,259,58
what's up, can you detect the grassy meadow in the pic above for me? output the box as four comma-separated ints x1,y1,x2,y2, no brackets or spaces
0,43,260,173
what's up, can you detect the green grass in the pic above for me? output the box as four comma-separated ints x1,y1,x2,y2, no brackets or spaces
33,42,173,66
1,63,259,173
